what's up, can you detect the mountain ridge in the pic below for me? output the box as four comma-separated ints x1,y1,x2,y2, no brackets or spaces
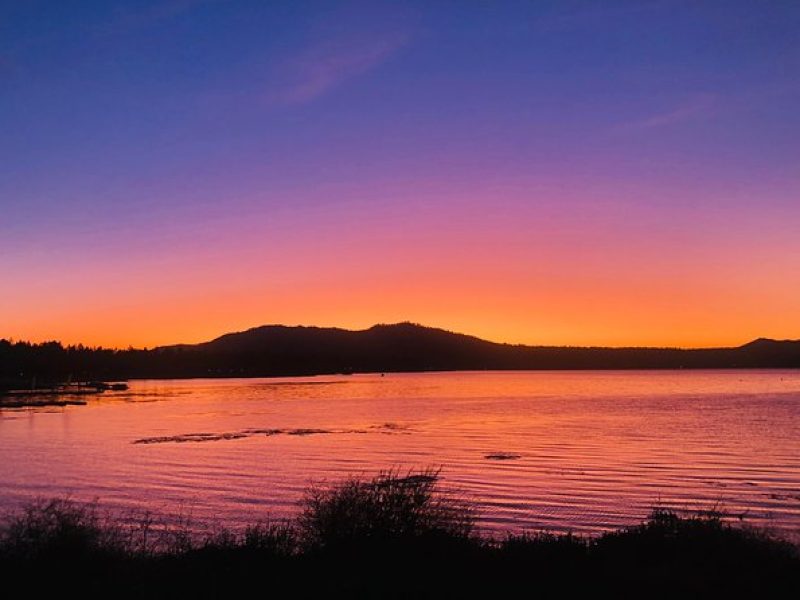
149,322,800,375
2,322,799,384
159,322,798,353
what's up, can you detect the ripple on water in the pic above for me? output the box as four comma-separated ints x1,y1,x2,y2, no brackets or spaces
1,371,799,538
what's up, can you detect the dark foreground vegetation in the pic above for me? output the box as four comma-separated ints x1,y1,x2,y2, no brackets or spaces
3,323,800,386
1,471,797,599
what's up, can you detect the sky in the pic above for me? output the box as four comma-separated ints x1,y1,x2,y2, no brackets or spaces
1,0,798,349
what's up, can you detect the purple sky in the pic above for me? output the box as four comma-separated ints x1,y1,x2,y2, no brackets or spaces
1,1,798,347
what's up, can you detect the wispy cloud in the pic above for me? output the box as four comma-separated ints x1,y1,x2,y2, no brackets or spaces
619,93,717,132
271,31,410,105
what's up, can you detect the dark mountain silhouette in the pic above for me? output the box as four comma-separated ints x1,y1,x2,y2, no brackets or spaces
1,323,799,386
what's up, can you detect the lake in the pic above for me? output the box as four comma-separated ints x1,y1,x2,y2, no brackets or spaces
2,370,799,539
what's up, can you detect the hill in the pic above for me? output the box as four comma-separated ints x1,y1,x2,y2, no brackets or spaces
2,323,799,384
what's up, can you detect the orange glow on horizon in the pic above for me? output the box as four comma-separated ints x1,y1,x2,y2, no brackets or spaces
7,268,796,350
3,185,798,351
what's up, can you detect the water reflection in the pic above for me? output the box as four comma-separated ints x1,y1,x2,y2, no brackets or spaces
1,370,799,539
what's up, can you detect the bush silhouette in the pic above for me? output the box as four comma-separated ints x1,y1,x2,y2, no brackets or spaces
297,469,474,552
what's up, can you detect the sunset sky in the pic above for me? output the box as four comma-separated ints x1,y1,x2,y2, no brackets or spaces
1,1,798,349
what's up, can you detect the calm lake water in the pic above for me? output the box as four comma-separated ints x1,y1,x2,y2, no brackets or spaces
2,371,800,538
